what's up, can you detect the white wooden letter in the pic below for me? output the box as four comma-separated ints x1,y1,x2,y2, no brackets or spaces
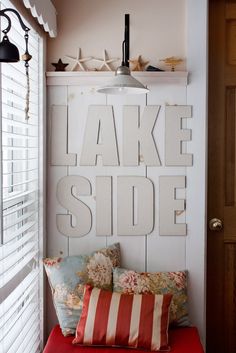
123,105,161,166
165,105,192,166
56,176,92,237
96,176,112,236
50,105,77,166
80,105,119,166
159,176,186,236
117,176,154,235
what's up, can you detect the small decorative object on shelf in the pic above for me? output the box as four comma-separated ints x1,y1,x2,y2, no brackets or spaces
65,48,92,71
146,65,165,72
129,55,149,71
51,58,69,71
160,56,183,71
93,49,119,71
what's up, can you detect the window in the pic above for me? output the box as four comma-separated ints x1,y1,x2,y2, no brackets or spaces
0,1,44,352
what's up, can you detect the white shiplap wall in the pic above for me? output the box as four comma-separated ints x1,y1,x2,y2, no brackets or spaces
46,70,206,345
45,0,208,346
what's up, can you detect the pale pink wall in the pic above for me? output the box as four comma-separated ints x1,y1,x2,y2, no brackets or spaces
47,0,186,71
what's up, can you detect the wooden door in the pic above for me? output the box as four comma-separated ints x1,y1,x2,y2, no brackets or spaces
207,1,236,352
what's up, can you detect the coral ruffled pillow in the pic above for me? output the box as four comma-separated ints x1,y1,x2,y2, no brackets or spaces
43,243,121,336
113,267,189,327
73,285,172,351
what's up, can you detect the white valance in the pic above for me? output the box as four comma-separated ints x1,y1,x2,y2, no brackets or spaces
23,0,57,37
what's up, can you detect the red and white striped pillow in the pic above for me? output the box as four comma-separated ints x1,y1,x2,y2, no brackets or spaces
73,285,172,351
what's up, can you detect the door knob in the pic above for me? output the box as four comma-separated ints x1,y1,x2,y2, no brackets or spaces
209,218,223,231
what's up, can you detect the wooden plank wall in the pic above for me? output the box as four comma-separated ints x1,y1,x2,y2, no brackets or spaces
46,79,205,339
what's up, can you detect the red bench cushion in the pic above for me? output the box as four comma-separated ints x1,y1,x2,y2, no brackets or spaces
43,325,204,353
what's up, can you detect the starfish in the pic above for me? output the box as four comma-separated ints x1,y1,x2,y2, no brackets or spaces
65,48,92,71
93,50,119,71
129,55,149,71
51,58,69,71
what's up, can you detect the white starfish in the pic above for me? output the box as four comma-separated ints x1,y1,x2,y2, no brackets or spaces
93,50,119,71
65,48,92,71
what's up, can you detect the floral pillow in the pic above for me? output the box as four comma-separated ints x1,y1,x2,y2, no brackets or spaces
113,267,189,327
43,243,121,336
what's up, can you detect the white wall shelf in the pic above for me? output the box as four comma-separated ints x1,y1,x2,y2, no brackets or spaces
46,71,188,86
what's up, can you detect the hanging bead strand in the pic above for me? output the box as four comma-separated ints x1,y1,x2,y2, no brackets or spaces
22,29,32,120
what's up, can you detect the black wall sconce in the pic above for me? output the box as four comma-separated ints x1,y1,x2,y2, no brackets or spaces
0,7,32,119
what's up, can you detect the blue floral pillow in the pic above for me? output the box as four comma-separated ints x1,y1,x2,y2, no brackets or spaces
43,243,121,336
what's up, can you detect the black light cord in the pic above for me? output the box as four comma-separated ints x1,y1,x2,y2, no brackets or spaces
124,14,129,67
122,40,125,66
120,14,130,68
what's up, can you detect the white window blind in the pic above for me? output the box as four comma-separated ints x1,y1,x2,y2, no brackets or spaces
0,1,43,353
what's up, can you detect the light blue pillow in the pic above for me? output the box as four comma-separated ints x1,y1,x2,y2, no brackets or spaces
44,243,121,336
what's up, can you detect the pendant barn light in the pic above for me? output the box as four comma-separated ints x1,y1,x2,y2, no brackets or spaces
0,7,32,119
97,14,149,95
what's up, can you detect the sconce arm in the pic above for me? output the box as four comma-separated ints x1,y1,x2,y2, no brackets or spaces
0,8,30,34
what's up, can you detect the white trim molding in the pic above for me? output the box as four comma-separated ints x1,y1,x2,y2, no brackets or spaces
46,71,188,86
23,0,57,37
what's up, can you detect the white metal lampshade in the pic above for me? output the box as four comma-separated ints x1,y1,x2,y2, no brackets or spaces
97,65,149,95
